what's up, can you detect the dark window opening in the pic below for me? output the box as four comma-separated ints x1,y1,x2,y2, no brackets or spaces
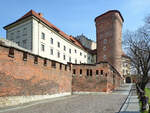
105,73,107,77
23,52,27,61
65,65,67,71
87,69,89,76
8,47,14,58
101,70,103,75
69,49,71,53
73,69,76,74
69,64,71,70
90,69,92,76
44,59,47,66
80,69,82,74
51,61,56,68
34,56,38,64
58,42,60,48
96,70,99,75
41,32,45,40
64,46,66,51
50,38,53,44
60,63,62,70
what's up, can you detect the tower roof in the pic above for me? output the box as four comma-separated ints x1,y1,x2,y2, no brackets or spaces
95,10,124,22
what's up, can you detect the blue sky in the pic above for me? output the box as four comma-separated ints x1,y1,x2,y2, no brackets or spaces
0,0,150,41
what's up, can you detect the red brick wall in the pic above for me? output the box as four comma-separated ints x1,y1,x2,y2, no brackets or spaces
72,63,122,92
0,45,72,96
95,11,123,75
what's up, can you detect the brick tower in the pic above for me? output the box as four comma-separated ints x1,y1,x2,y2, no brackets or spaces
95,10,124,75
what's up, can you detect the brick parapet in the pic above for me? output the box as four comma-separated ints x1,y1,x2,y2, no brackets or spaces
72,62,122,92
0,45,72,97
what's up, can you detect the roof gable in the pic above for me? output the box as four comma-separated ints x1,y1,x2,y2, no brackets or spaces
4,10,85,50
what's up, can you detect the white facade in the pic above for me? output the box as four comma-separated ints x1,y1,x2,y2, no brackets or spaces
121,56,131,76
7,19,32,50
5,14,93,64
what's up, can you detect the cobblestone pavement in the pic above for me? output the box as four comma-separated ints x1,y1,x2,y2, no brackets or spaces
0,84,131,113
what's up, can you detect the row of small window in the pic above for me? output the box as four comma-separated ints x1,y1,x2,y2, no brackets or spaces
122,62,129,67
72,69,104,76
41,32,86,57
41,44,88,59
10,28,27,38
41,44,87,63
8,48,71,70
16,40,27,48
123,69,129,75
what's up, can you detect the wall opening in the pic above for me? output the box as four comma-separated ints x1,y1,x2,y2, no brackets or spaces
126,77,131,83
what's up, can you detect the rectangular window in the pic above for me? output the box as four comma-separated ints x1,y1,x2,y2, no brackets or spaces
75,59,77,64
58,42,60,48
73,69,76,74
57,51,60,58
44,59,47,66
90,69,92,76
23,52,27,61
63,54,66,60
16,31,20,38
8,47,14,58
34,56,38,64
41,32,45,40
22,40,27,48
84,55,86,58
69,64,71,70
69,49,71,53
51,61,56,68
80,69,82,74
80,52,82,56
96,70,99,75
50,38,53,44
64,46,66,51
104,39,107,44
101,70,103,75
11,33,14,39
123,70,125,74
23,28,27,35
60,63,62,70
69,57,71,62
75,49,77,53
16,41,20,46
58,42,60,47
65,65,67,71
41,44,45,51
87,69,89,76
50,48,53,55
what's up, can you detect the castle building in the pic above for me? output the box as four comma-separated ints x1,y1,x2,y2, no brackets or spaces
4,10,94,64
0,10,129,107
3,10,128,77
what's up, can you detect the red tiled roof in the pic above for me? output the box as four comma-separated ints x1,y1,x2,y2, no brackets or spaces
4,10,85,50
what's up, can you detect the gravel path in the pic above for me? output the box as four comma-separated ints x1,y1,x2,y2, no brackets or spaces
1,94,126,113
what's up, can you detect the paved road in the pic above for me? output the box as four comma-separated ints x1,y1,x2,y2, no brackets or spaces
0,84,132,113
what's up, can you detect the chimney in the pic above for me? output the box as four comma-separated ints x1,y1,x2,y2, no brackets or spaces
38,13,43,17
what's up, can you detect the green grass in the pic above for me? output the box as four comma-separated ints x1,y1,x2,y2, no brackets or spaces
141,88,150,113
